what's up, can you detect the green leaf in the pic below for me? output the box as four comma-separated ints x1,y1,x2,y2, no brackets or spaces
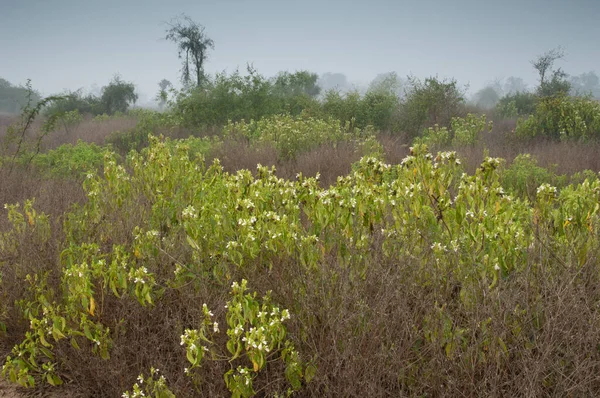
71,337,81,350
186,235,200,250
47,373,63,386
186,349,196,365
83,324,93,340
304,363,317,383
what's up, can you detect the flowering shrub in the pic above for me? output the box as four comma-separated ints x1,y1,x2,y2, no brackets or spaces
222,113,375,160
415,113,492,148
515,95,600,140
3,135,600,395
179,280,311,397
122,367,175,398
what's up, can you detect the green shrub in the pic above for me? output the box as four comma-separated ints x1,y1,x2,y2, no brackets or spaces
451,113,492,147
495,91,537,118
501,153,568,199
173,67,322,128
29,141,109,179
104,109,183,155
397,76,466,138
4,137,600,395
415,124,450,149
514,95,600,140
223,113,373,160
414,113,492,148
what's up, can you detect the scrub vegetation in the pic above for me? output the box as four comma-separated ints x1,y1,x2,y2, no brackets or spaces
2,21,600,396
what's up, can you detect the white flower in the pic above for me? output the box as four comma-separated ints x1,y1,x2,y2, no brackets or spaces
213,322,219,333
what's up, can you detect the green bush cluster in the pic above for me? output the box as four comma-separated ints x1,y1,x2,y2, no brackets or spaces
43,76,138,117
104,109,184,155
222,113,376,160
396,76,466,138
29,141,109,179
320,88,399,131
501,154,568,199
415,113,492,148
495,91,538,118
172,68,322,128
173,69,466,137
2,137,600,395
515,95,600,140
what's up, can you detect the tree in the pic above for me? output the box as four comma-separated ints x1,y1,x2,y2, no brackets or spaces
165,14,214,87
503,76,528,95
272,71,321,98
570,71,600,98
398,75,466,137
156,79,173,110
317,73,351,94
368,72,405,99
531,47,571,97
0,78,42,114
473,85,501,109
100,75,138,114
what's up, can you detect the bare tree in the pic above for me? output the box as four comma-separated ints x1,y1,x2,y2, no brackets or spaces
165,14,214,87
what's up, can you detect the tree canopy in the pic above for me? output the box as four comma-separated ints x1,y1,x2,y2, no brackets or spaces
165,14,215,87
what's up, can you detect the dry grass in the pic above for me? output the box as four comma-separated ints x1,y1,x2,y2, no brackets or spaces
48,115,139,149
453,122,600,175
0,114,139,154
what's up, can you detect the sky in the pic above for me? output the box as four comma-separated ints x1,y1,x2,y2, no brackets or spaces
1,0,599,104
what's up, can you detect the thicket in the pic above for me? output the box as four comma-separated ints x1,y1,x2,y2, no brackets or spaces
515,94,600,141
2,137,600,396
3,64,600,396
43,76,138,117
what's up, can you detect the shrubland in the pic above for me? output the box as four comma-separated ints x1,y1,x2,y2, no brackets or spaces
1,65,600,397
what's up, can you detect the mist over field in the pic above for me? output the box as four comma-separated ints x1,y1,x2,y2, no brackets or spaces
1,0,600,106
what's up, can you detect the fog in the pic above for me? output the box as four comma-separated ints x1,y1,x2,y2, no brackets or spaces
1,0,599,106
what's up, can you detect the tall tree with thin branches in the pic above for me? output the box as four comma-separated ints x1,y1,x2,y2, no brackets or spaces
165,14,215,87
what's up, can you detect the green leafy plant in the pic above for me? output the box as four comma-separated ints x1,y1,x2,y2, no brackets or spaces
223,113,373,161
180,279,312,397
514,95,600,140
451,113,492,147
397,76,466,138
122,367,176,398
501,153,568,200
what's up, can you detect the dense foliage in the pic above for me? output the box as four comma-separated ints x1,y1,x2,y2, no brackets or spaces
44,76,138,117
515,94,600,140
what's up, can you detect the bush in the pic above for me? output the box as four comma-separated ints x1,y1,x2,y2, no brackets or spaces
29,140,109,179
501,153,568,199
44,76,138,117
223,113,374,161
320,88,399,132
514,95,600,140
414,113,492,149
495,91,538,118
3,138,600,396
397,76,466,138
414,124,450,149
173,68,322,128
451,113,492,147
104,109,183,155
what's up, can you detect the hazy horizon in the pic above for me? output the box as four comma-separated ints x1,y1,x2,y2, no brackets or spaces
1,0,599,104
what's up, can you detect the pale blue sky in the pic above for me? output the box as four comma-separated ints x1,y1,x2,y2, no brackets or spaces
1,0,599,103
